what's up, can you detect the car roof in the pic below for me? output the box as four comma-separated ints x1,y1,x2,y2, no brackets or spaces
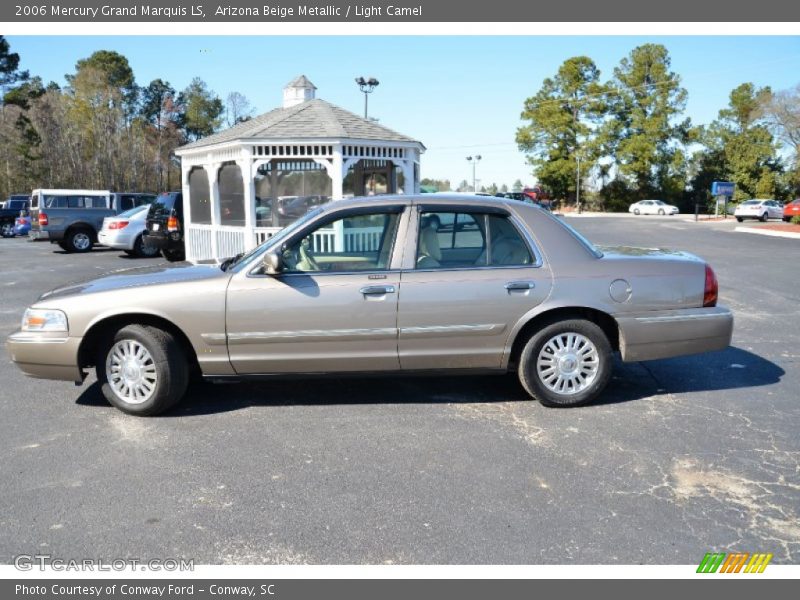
319,193,518,213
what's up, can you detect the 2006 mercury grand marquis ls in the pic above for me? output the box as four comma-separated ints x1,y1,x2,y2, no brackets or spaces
7,195,733,416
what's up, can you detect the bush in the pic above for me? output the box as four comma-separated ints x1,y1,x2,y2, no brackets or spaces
791,215,800,225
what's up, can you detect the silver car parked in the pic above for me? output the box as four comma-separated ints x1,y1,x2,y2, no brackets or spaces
7,195,733,416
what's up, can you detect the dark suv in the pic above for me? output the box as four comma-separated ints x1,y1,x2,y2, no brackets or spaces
143,192,184,262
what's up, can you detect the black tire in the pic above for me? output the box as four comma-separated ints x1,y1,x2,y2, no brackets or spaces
658,209,665,215
96,324,189,416
133,234,160,258
1,222,14,238
760,212,768,222
518,318,613,408
736,217,743,222
785,217,792,222
64,228,94,253
633,209,640,215
162,248,185,262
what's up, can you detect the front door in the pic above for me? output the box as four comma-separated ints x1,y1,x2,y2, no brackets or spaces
398,208,551,370
225,207,406,374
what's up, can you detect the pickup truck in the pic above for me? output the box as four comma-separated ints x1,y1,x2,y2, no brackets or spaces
0,196,30,237
29,190,156,252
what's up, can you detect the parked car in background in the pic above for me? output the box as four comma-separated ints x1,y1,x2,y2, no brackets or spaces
783,199,800,222
6,194,733,416
734,199,783,222
28,190,156,252
0,196,30,237
98,205,160,258
143,192,184,262
13,214,32,237
629,200,679,216
2,195,30,212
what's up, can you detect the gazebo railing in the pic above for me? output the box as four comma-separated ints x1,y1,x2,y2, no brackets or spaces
187,225,386,262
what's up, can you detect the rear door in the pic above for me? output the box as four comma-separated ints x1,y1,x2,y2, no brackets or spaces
397,205,552,370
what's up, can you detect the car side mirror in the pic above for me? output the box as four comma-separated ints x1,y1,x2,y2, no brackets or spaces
263,250,282,275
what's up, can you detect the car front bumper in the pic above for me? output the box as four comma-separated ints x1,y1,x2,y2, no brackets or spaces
6,331,85,383
616,306,733,362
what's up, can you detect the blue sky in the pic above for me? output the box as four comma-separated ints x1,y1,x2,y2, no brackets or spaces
7,35,800,188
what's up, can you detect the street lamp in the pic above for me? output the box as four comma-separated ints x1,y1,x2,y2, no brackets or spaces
466,155,482,193
355,77,379,119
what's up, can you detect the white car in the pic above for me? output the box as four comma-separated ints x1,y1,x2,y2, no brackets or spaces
628,200,679,216
734,199,783,222
97,205,160,257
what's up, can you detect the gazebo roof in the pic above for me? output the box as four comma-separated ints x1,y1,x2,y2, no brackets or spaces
179,98,421,152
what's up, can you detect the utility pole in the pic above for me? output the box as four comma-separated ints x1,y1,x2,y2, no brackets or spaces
466,155,482,192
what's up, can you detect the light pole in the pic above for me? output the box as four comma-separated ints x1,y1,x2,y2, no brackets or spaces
466,155,481,192
355,77,379,119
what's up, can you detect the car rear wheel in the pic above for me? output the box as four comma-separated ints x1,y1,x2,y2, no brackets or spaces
133,234,160,258
518,319,613,407
736,217,743,222
64,228,93,253
760,212,768,222
633,209,640,215
162,248,185,262
96,324,189,416
1,223,15,238
658,209,665,215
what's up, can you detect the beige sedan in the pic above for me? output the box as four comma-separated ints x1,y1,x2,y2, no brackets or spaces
7,195,733,416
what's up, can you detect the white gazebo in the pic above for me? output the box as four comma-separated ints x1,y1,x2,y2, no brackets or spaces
175,75,425,262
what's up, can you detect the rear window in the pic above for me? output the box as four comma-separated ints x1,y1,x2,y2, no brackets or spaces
117,205,149,219
148,194,180,219
741,200,759,206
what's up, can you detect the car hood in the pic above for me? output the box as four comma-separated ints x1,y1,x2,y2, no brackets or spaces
597,245,703,262
37,263,227,301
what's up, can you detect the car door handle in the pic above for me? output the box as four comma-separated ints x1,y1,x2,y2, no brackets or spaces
505,281,536,291
360,285,396,295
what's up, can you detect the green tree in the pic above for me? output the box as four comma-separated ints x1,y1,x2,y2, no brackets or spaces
456,179,470,192
512,179,523,192
603,44,692,201
178,77,224,141
703,83,782,202
485,182,499,195
499,183,508,193
67,50,137,117
760,84,800,194
516,56,607,203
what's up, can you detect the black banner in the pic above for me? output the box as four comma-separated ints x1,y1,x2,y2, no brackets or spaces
3,0,800,22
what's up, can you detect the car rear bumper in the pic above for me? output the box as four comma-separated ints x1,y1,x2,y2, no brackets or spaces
5,331,85,383
143,229,181,251
28,229,50,241
616,306,733,362
98,230,135,249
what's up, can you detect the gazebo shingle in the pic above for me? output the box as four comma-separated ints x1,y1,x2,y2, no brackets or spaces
180,98,418,151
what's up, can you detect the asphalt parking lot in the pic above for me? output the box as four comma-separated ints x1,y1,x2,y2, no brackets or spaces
0,217,798,565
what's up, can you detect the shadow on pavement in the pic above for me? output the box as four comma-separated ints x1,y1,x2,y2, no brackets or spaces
75,345,783,416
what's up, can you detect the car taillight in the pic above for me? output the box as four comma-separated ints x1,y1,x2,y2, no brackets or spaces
703,264,718,307
38,212,48,226
167,215,179,232
108,221,129,230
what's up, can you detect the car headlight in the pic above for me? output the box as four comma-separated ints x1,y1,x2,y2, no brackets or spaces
21,308,68,332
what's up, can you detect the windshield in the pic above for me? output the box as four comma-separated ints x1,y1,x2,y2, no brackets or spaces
117,205,148,219
228,207,326,272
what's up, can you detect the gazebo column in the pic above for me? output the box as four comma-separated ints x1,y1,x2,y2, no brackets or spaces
401,159,415,195
237,152,257,251
180,162,193,260
332,147,344,199
208,162,221,260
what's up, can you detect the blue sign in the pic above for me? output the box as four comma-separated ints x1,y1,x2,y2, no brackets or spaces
712,181,735,196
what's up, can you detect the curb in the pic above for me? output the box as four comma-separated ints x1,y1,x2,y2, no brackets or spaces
735,226,800,240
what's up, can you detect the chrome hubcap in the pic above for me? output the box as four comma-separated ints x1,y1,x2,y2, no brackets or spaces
536,332,599,395
105,340,157,404
74,233,90,250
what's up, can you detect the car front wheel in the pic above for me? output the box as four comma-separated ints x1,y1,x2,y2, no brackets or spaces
518,319,613,407
1,222,14,238
736,217,743,222
760,212,768,222
633,209,640,215
96,324,189,416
